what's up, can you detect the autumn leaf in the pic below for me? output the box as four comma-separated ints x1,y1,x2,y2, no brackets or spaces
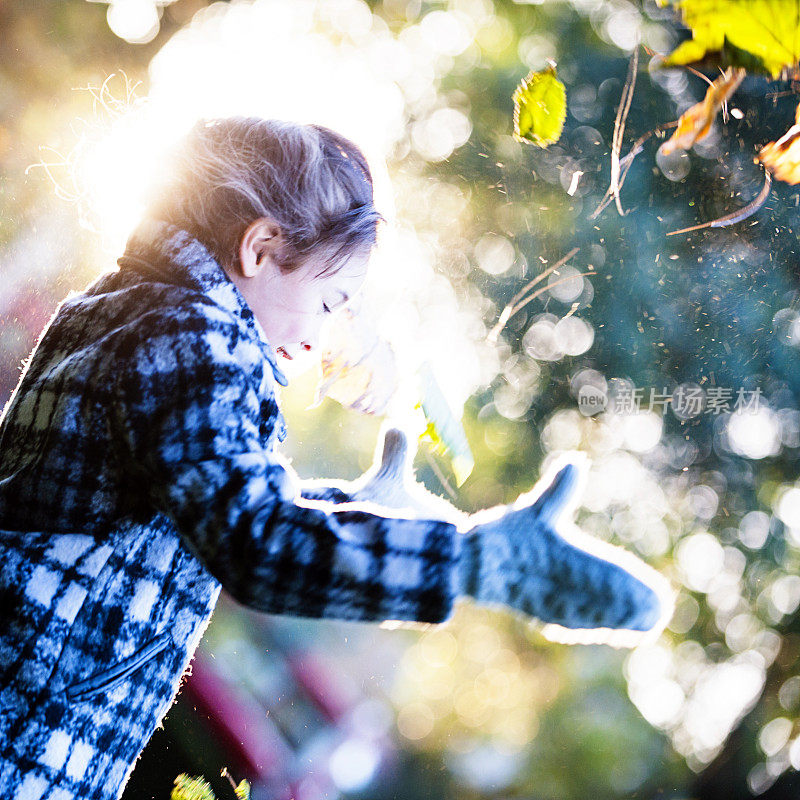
315,310,472,485
759,101,800,183
315,307,398,416
661,67,745,154
512,63,567,147
661,0,800,78
418,362,474,487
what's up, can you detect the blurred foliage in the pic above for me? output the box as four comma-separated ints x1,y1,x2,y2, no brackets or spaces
661,0,800,77
170,771,250,800
6,0,800,799
172,774,217,800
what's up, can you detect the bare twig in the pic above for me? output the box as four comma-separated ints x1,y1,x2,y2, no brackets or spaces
221,769,238,792
487,248,596,343
503,247,580,313
489,247,579,342
610,47,639,216
667,170,772,236
25,72,144,229
685,65,715,87
24,146,79,201
591,121,679,219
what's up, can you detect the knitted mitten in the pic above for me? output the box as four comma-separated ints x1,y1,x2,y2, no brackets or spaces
458,462,662,631
319,425,664,632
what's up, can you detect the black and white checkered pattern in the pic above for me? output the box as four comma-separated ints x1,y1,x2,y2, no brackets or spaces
0,219,461,800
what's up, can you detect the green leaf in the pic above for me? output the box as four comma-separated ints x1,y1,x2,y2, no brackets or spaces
512,64,567,148
661,0,800,77
171,775,216,800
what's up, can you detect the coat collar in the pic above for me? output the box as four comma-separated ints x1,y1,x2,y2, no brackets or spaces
118,218,289,390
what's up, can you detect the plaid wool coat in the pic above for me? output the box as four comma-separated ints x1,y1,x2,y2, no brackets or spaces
0,220,461,800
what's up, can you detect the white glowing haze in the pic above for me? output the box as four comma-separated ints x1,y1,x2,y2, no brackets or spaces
81,0,497,416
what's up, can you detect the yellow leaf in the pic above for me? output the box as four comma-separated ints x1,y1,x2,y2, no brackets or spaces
512,63,567,148
661,0,800,78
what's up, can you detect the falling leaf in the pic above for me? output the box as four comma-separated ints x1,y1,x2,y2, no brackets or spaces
418,362,474,486
661,67,746,155
759,101,800,183
316,312,472,484
315,307,398,416
512,63,567,148
661,0,800,78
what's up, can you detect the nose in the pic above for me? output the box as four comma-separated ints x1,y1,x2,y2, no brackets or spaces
301,328,321,352
301,317,327,352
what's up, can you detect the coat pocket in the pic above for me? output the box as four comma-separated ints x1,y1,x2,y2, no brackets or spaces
65,631,171,702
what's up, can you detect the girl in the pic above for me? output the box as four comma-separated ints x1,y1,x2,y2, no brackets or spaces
0,117,664,800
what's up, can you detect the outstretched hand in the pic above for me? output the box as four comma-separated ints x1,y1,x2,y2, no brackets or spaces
459,460,665,633
331,425,669,636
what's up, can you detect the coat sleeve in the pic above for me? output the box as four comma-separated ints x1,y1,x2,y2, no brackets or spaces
111,304,461,623
297,482,354,504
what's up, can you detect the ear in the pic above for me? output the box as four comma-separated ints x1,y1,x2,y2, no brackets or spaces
238,217,283,278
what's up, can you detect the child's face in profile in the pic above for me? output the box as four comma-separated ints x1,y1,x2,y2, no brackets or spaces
244,249,369,361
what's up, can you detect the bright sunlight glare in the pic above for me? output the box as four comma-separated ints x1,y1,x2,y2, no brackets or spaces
76,0,497,414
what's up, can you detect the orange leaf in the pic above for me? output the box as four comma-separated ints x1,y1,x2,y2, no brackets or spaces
661,67,746,155
316,308,398,416
759,101,800,184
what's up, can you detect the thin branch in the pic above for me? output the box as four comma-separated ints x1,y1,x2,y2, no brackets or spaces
685,65,715,87
610,47,639,216
489,257,596,342
502,269,596,320
504,247,581,313
666,171,772,236
591,121,679,219
25,146,80,202
221,768,238,793
559,301,581,323
488,247,580,343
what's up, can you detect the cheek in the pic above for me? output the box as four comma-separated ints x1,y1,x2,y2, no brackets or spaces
280,306,323,341
262,285,320,338
283,316,314,339
257,308,311,345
